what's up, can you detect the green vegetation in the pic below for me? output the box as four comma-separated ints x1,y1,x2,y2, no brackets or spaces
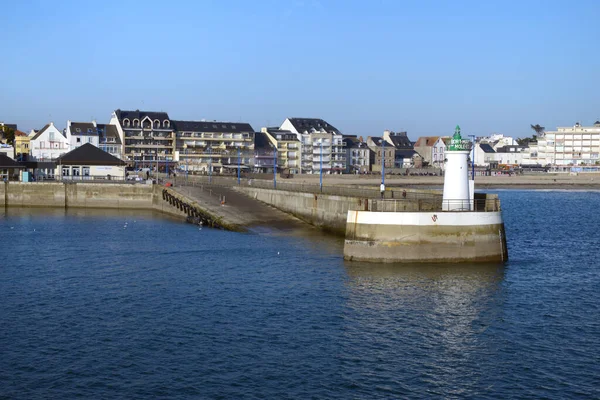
0,125,16,146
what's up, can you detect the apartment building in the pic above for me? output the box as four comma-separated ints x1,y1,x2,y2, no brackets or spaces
279,118,346,174
262,127,301,174
110,109,175,166
254,130,277,172
173,120,255,174
537,121,600,166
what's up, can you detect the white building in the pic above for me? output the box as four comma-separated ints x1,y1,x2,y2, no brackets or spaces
537,121,600,166
280,118,346,174
65,120,100,149
521,142,539,165
473,143,496,167
343,136,371,173
0,144,15,160
55,143,126,180
492,145,528,166
65,120,122,159
30,122,70,161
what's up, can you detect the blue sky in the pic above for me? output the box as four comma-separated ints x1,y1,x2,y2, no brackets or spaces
1,0,598,139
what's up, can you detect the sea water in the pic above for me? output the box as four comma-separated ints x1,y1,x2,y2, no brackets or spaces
0,191,598,399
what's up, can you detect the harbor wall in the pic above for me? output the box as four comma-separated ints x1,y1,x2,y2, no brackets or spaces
2,182,156,210
344,210,508,263
235,186,361,235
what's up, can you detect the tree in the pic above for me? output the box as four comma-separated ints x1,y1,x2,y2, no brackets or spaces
516,135,537,146
530,124,545,137
0,126,15,146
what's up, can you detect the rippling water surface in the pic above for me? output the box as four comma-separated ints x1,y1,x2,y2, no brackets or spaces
1,191,599,399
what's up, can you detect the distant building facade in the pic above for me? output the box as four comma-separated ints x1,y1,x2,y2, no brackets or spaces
14,130,30,160
280,118,346,174
110,109,175,167
173,120,255,174
30,122,70,161
537,121,600,166
262,127,301,174
414,136,447,167
383,130,419,168
343,136,371,174
367,136,394,172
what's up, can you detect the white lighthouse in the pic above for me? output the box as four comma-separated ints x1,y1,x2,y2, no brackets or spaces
442,125,473,211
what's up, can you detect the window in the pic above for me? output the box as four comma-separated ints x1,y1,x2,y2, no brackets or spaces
88,137,92,143
49,132,55,141
76,128,81,133
77,137,81,143
40,141,45,148
72,167,80,176
83,167,90,176
62,167,70,176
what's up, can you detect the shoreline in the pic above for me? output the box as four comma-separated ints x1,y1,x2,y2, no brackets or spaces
282,174,600,192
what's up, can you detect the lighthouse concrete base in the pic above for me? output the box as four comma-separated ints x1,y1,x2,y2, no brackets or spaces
343,210,508,263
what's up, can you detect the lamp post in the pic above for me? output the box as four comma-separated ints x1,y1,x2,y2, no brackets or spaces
468,134,475,180
273,146,277,189
381,139,385,186
319,139,323,193
184,144,188,186
208,146,212,184
237,146,241,185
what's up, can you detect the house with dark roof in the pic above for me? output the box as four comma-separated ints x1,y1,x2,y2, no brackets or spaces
97,124,122,159
30,122,70,162
474,143,496,167
109,109,175,167
343,136,371,174
172,120,255,174
66,120,100,149
366,136,395,172
65,120,122,160
0,153,24,181
55,143,126,180
493,145,528,166
382,130,421,168
279,118,346,174
262,127,301,174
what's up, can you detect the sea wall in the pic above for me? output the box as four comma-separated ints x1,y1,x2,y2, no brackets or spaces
344,210,508,263
235,186,361,235
2,182,156,210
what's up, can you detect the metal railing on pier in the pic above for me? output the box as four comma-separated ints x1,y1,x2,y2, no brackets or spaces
348,198,501,212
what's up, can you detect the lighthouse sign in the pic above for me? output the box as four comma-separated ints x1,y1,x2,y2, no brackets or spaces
446,125,472,151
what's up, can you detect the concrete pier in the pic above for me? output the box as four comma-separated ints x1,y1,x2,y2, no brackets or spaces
344,208,508,263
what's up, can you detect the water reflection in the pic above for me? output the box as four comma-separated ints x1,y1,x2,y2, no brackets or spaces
0,206,182,222
341,262,506,396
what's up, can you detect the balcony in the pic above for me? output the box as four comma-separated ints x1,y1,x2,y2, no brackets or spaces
313,147,331,154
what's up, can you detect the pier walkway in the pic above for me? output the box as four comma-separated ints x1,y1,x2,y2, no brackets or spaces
170,181,313,234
